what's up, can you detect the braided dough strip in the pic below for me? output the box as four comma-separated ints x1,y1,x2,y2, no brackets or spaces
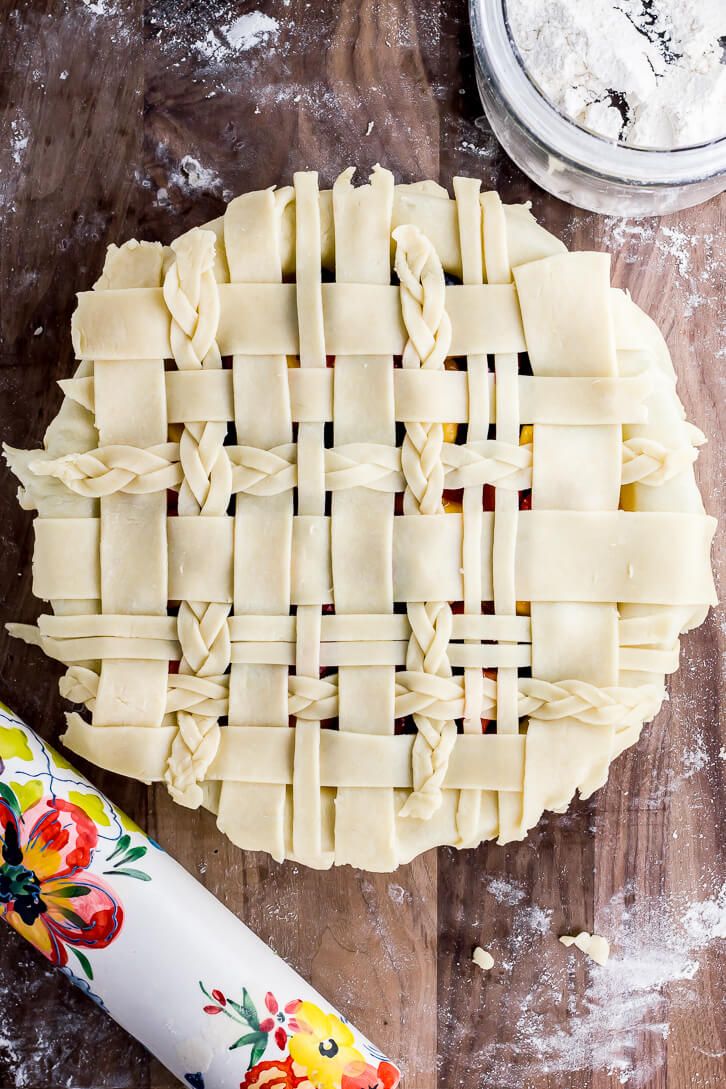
31,440,533,496
621,428,704,485
36,427,704,499
61,661,662,735
394,224,459,821
162,229,232,808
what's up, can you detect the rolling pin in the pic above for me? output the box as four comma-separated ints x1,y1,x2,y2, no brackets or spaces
0,700,400,1089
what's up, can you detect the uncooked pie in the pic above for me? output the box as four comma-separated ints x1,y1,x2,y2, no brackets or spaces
5,166,716,870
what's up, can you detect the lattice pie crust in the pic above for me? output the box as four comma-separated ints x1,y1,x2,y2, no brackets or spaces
6,167,716,870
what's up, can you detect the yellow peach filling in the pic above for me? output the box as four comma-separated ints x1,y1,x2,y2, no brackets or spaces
443,357,460,444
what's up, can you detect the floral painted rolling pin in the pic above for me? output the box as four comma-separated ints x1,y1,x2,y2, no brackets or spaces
0,701,400,1089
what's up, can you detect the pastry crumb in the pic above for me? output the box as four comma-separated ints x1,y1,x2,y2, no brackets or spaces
472,946,494,971
559,931,610,965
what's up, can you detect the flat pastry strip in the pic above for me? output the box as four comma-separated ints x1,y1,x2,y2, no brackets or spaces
480,191,522,842
71,282,658,361
517,250,623,829
62,369,653,426
30,610,531,643
33,511,716,606
290,171,333,867
329,166,399,868
92,258,169,733
220,181,294,861
24,630,678,676
454,176,495,844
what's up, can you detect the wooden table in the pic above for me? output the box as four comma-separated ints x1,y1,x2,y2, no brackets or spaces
0,3,723,1087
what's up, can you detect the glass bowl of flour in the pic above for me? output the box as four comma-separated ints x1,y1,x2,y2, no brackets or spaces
470,0,726,214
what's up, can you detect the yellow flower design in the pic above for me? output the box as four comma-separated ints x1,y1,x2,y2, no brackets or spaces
287,1002,364,1089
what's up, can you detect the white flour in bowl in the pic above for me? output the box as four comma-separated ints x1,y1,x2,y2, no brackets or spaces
506,0,726,148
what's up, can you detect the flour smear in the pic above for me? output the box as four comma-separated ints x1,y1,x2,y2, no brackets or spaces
150,7,283,71
196,11,280,64
454,881,726,1087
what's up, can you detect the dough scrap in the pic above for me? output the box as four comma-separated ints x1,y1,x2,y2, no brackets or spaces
559,931,610,966
472,946,495,971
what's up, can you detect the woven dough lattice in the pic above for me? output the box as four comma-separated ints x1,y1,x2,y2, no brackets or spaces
6,167,716,870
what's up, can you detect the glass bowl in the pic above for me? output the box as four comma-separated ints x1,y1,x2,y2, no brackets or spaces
469,0,726,215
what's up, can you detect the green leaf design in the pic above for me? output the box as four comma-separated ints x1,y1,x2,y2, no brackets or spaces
199,981,213,1002
248,1036,267,1070
230,1032,262,1051
71,948,94,981
58,906,88,929
118,845,147,866
106,834,131,862
225,998,248,1021
0,782,21,819
48,884,91,899
103,867,151,881
242,987,259,1030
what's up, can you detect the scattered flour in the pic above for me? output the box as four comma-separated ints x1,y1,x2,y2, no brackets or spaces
684,291,707,318
80,0,113,13
387,883,412,905
146,150,232,209
486,876,527,906
588,216,710,280
457,136,499,160
226,12,279,51
523,904,553,936
657,225,694,278
169,155,224,194
682,883,726,944
196,11,280,64
10,119,29,165
680,733,710,779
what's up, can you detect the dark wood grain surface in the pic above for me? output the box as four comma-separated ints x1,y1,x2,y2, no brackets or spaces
0,3,723,1088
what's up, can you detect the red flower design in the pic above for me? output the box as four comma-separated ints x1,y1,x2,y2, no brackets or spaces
0,794,123,968
240,1055,307,1089
254,992,302,1051
342,1061,400,1089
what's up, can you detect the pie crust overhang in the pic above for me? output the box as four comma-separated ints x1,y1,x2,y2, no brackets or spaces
5,166,716,871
